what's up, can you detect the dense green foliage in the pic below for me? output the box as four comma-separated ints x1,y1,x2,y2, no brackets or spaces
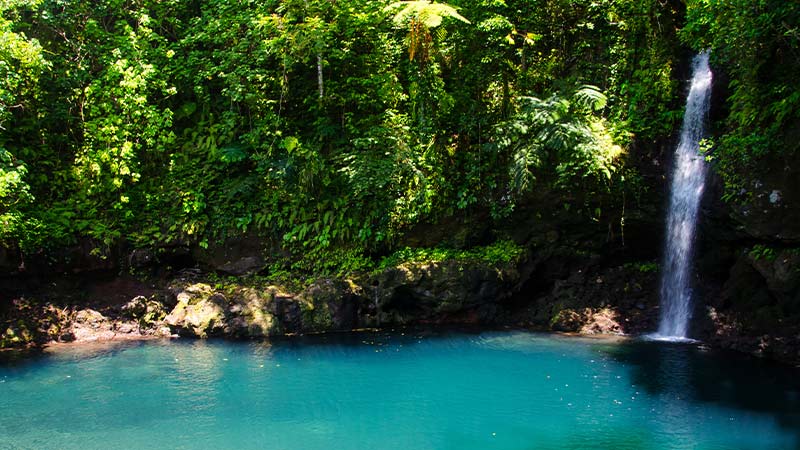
379,239,524,269
1,0,794,274
681,0,800,198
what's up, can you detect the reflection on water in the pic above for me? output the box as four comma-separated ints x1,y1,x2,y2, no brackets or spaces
1,331,798,450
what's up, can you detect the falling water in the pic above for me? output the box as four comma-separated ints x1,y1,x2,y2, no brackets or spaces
656,52,713,340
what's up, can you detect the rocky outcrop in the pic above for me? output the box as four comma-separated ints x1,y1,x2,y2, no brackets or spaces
157,261,521,339
1,257,526,347
0,299,69,347
160,280,367,338
518,262,659,335
747,249,800,300
0,295,171,348
694,246,800,364
691,154,800,365
0,237,795,366
296,279,367,332
368,260,521,326
164,284,230,337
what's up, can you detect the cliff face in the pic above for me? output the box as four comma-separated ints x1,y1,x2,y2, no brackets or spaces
691,158,800,364
0,256,656,347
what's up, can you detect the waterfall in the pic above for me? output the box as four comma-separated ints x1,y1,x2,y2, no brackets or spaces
655,51,713,340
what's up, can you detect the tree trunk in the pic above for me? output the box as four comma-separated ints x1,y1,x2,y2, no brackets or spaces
317,53,324,98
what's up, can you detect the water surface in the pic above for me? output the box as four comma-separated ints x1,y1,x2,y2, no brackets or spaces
1,331,798,449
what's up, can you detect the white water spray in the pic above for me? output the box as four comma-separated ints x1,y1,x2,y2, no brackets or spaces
654,52,712,341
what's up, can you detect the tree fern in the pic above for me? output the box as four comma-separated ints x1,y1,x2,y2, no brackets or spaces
385,1,469,62
385,1,470,28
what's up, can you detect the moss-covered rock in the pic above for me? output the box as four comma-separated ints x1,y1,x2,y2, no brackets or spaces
297,279,364,332
121,295,168,329
0,299,70,348
228,287,277,337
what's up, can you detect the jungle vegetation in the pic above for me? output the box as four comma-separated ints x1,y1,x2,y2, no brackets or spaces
0,0,797,274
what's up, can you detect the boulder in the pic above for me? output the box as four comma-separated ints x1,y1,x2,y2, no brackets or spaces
70,309,116,342
164,284,229,337
227,287,277,337
579,308,623,335
297,279,364,331
121,295,169,329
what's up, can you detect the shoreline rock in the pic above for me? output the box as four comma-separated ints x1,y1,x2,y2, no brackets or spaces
1,256,798,366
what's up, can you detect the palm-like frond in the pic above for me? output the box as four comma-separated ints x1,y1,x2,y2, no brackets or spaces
385,1,471,28
573,85,607,112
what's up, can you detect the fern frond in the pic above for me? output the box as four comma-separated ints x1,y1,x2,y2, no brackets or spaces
386,1,470,28
573,85,607,112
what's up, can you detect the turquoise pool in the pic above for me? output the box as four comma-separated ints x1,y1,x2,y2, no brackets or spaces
1,331,798,449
